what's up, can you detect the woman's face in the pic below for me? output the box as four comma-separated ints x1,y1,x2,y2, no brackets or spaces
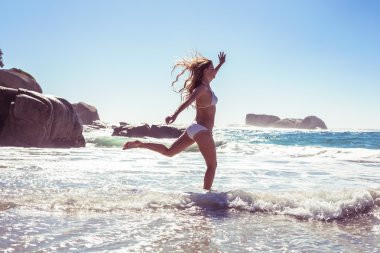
203,62,216,81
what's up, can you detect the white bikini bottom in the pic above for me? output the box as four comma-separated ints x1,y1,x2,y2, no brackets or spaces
186,122,209,140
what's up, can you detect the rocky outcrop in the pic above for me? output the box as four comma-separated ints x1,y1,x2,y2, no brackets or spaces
0,69,43,93
272,118,302,128
246,113,327,129
0,86,85,148
72,102,100,125
150,125,185,138
113,123,185,138
246,114,280,127
299,116,327,129
83,121,108,132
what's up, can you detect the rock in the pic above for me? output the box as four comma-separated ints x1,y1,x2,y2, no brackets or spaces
72,102,100,125
91,120,108,129
246,113,327,130
82,120,108,132
271,118,302,128
0,86,85,148
0,68,43,93
112,123,184,138
150,125,184,138
113,124,151,137
83,125,100,132
299,116,327,129
83,120,110,133
246,114,280,127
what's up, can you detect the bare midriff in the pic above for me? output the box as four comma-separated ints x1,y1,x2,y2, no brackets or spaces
195,106,216,130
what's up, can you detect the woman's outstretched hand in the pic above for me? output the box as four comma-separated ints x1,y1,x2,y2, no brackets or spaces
218,51,226,65
165,115,177,124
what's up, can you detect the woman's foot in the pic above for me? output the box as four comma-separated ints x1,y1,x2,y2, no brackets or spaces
123,140,143,150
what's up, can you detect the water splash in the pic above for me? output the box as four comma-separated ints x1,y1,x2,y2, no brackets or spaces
5,187,379,221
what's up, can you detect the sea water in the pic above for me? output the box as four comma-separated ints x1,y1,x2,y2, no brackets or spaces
1,126,379,252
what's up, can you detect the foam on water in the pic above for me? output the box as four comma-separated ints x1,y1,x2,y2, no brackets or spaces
85,128,227,150
3,185,379,221
215,127,380,149
85,128,380,164
225,188,380,220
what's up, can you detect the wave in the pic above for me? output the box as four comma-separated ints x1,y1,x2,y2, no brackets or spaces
86,134,226,150
212,189,380,220
84,127,380,152
89,135,126,148
6,188,380,221
214,128,380,150
217,142,380,163
86,136,380,163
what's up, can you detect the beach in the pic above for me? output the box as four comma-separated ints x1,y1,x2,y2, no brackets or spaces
1,126,379,252
2,0,380,251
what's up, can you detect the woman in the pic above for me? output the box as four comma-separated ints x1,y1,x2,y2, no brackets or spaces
123,52,226,190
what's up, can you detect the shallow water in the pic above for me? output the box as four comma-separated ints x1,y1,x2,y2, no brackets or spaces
1,127,379,252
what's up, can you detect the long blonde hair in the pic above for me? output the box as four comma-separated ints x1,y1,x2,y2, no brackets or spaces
171,52,212,101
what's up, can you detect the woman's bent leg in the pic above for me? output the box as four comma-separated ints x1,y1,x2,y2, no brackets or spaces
123,132,194,157
193,131,217,190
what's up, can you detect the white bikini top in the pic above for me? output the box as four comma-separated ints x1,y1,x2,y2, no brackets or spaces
196,88,218,108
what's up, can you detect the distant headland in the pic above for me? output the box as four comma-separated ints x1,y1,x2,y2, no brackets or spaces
246,114,327,130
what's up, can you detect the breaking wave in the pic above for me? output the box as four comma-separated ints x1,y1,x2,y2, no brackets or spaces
6,188,380,221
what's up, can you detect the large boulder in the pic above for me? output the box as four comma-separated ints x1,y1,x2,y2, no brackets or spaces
113,124,151,138
271,118,302,128
0,86,85,148
72,102,100,125
113,123,184,138
0,69,43,93
150,125,184,138
299,116,327,129
246,113,327,130
245,114,280,127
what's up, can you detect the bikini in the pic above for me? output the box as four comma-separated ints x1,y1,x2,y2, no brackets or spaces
186,88,218,140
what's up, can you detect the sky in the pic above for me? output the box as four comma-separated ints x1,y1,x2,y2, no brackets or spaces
2,0,380,129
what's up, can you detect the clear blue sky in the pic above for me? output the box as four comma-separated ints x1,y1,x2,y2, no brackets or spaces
2,0,380,129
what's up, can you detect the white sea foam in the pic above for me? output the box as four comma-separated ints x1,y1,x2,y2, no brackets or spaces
218,142,380,162
85,128,380,164
4,186,379,221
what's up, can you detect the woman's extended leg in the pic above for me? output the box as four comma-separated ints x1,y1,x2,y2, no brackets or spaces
123,132,194,157
193,131,217,190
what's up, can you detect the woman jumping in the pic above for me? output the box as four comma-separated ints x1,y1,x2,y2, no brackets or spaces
123,52,226,190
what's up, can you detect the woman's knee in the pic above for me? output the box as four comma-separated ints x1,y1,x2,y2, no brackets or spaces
207,161,217,170
165,148,177,157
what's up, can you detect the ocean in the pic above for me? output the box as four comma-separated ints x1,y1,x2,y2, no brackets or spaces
1,126,379,252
